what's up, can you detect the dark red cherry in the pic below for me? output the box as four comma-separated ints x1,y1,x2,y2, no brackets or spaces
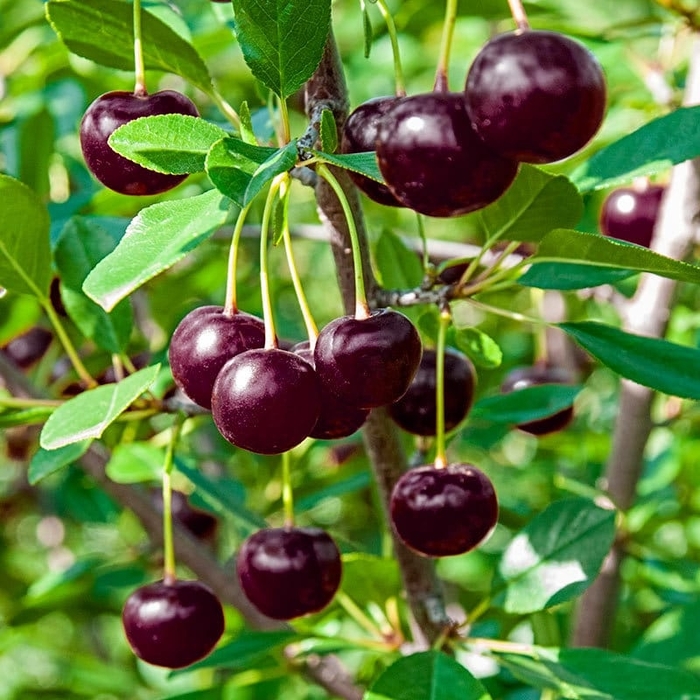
314,309,422,409
211,348,321,454
168,306,266,409
376,92,518,217
237,527,341,620
150,489,218,544
465,30,606,164
341,96,404,207
501,364,575,435
2,327,52,369
292,342,369,439
599,183,664,248
389,348,476,436
122,579,224,668
390,463,498,557
80,89,199,195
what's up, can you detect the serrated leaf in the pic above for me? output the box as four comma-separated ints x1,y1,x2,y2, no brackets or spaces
314,150,384,183
40,365,160,450
519,262,634,290
373,229,423,289
572,105,700,192
494,498,616,614
452,327,502,369
46,0,213,94
232,0,331,98
471,384,582,424
109,115,228,175
54,217,133,353
365,651,492,700
320,109,338,153
28,440,92,485
560,321,700,399
106,442,163,483
83,189,229,312
0,174,51,297
479,165,583,243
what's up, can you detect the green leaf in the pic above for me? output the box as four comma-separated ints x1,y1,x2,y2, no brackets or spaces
373,229,423,289
479,165,583,243
471,384,582,425
232,0,331,98
365,651,492,700
40,365,160,450
0,406,56,428
109,115,228,175
451,327,502,369
0,174,51,297
362,4,373,58
105,442,163,483
560,321,700,399
340,554,401,607
206,138,297,207
83,189,229,312
28,441,92,485
529,228,700,285
46,0,213,94
494,497,616,614
519,262,634,290
572,105,700,192
314,150,384,183
54,217,133,353
320,109,338,153
238,101,257,145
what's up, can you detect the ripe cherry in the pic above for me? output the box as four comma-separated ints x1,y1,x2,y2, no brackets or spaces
341,96,404,207
168,306,266,409
501,364,575,435
599,183,664,248
122,579,224,668
375,92,518,217
314,309,422,410
465,30,606,163
390,463,498,557
2,327,52,369
237,527,342,620
211,348,321,454
389,348,476,436
80,90,199,195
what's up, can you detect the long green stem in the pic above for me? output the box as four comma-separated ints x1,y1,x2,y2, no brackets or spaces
434,306,451,469
531,287,548,363
133,0,147,95
335,590,387,640
281,450,295,528
416,213,430,273
279,97,291,145
375,0,406,96
162,415,185,584
211,87,241,130
260,176,286,348
434,0,459,91
507,0,531,31
0,396,62,409
316,163,370,319
224,202,253,316
466,298,545,326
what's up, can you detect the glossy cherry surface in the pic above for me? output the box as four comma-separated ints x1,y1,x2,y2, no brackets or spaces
122,579,224,668
314,309,422,409
390,463,498,557
237,527,342,620
376,92,518,217
168,306,266,409
80,90,199,195
599,183,664,248
465,30,606,163
211,348,321,454
389,348,476,436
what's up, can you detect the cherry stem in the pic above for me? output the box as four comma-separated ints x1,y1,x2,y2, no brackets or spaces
260,175,286,349
531,288,548,363
375,0,407,96
281,450,295,528
434,0,459,92
211,87,241,130
279,97,291,145
281,179,319,347
334,590,388,640
434,306,450,470
316,163,371,320
224,202,253,316
507,0,531,32
162,414,185,585
132,0,147,96
416,213,430,273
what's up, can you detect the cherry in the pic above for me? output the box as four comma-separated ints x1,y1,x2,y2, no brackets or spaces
389,348,476,436
2,327,52,369
313,309,422,410
292,342,369,440
375,92,518,217
211,348,321,454
122,579,224,668
501,364,575,435
168,306,266,409
465,30,606,164
80,90,199,195
390,463,498,557
150,488,218,544
599,183,664,248
341,96,404,207
237,527,342,620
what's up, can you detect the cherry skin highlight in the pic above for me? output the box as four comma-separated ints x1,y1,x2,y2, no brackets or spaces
237,527,342,620
599,183,665,248
390,463,498,557
465,30,606,163
168,306,266,409
80,89,199,195
121,579,224,668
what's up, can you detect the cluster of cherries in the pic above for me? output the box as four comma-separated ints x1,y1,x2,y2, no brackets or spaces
342,28,606,216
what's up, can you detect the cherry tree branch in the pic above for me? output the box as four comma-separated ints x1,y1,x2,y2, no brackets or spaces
571,35,700,647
